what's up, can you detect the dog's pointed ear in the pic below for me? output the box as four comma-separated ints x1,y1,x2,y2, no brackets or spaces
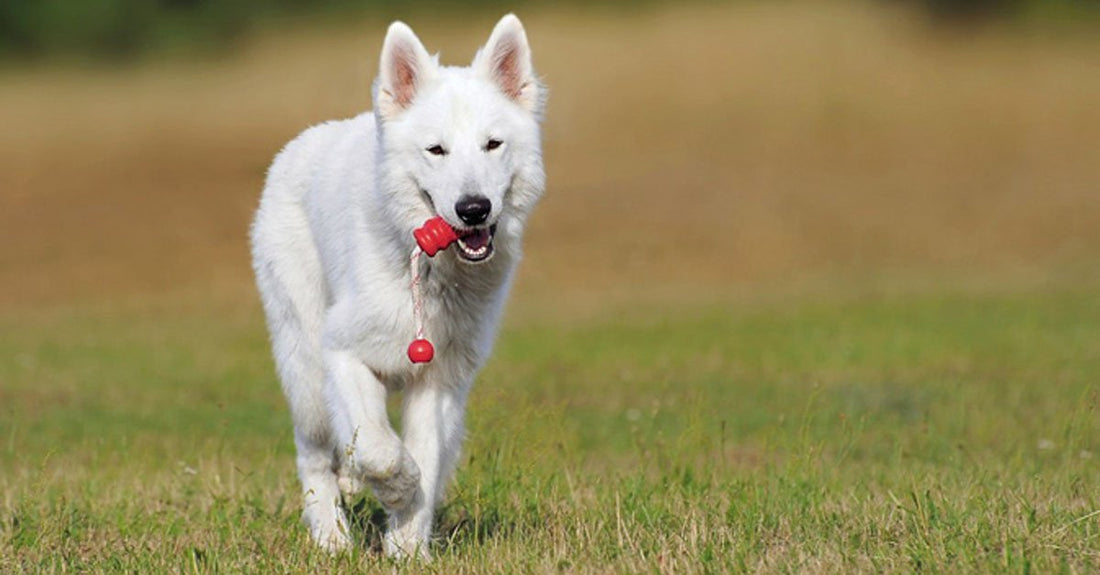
376,21,435,121
474,14,542,115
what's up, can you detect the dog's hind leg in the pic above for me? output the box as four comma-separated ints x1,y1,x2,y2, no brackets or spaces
258,277,352,552
253,210,351,553
294,433,352,552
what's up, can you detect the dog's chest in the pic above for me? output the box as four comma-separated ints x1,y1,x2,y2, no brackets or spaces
352,264,504,380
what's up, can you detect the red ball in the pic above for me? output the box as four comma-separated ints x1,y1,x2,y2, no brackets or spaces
407,339,435,363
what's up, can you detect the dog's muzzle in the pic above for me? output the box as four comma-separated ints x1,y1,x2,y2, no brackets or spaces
455,224,496,262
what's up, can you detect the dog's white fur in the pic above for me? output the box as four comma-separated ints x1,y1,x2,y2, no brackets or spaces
249,15,544,559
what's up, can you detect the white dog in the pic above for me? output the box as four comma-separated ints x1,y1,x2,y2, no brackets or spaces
249,15,544,559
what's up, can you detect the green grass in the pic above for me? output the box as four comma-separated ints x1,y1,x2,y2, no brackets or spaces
2,287,1099,572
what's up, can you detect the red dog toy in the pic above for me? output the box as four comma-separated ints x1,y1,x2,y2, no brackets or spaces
407,217,460,363
413,216,459,257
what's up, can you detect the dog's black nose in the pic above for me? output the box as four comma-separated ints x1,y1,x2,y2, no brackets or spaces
455,195,491,226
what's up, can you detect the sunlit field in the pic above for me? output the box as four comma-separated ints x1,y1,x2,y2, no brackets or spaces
2,1,1099,571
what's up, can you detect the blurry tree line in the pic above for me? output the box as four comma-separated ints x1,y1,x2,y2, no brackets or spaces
910,0,1097,22
0,0,1096,61
0,0,369,59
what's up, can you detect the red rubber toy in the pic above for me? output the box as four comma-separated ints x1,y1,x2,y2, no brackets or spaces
413,216,458,256
407,217,457,364
407,338,435,363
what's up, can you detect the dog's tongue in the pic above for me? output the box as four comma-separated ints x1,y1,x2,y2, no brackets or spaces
461,228,491,250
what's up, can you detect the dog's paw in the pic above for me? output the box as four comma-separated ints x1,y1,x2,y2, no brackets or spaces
311,523,353,554
383,529,432,562
337,468,366,498
303,502,353,554
368,449,421,511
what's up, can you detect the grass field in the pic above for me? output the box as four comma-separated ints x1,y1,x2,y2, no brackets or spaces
1,0,1099,572
2,288,1099,571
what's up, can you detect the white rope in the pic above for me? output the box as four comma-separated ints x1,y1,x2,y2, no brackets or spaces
410,246,425,340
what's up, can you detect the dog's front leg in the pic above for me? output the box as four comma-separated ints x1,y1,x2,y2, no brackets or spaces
384,377,470,560
324,349,421,512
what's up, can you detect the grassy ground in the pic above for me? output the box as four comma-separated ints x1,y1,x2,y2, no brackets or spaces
2,285,1099,572
1,0,1099,572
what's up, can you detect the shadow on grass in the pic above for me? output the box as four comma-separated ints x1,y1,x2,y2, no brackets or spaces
342,494,534,556
436,501,513,553
341,480,542,559
344,496,388,554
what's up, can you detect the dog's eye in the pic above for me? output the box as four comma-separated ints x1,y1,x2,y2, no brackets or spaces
426,145,447,156
484,139,503,151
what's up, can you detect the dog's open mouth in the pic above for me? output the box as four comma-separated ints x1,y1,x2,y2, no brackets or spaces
455,224,496,262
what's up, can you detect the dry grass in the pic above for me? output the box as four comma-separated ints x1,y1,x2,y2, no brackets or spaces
0,1,1097,310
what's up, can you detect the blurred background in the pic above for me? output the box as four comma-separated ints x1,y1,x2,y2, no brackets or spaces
0,0,1097,313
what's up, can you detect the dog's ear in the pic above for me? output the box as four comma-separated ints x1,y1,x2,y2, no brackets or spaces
474,14,542,115
376,21,436,121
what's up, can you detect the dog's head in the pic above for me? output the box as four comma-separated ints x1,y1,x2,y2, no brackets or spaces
373,15,545,265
